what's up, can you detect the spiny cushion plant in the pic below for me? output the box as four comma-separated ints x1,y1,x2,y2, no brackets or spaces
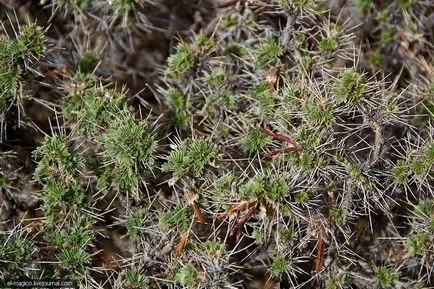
0,24,45,138
0,24,45,103
157,1,433,288
0,0,433,288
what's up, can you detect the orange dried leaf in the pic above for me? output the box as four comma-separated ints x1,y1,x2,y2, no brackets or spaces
184,188,204,223
176,235,189,256
192,202,205,224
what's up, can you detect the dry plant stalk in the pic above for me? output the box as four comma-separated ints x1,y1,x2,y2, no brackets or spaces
43,66,73,78
371,121,383,165
215,0,242,8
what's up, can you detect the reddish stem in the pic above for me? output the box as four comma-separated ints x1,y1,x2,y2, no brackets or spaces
259,125,301,152
232,203,258,242
259,125,279,139
315,238,325,272
264,147,300,159
215,199,251,219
